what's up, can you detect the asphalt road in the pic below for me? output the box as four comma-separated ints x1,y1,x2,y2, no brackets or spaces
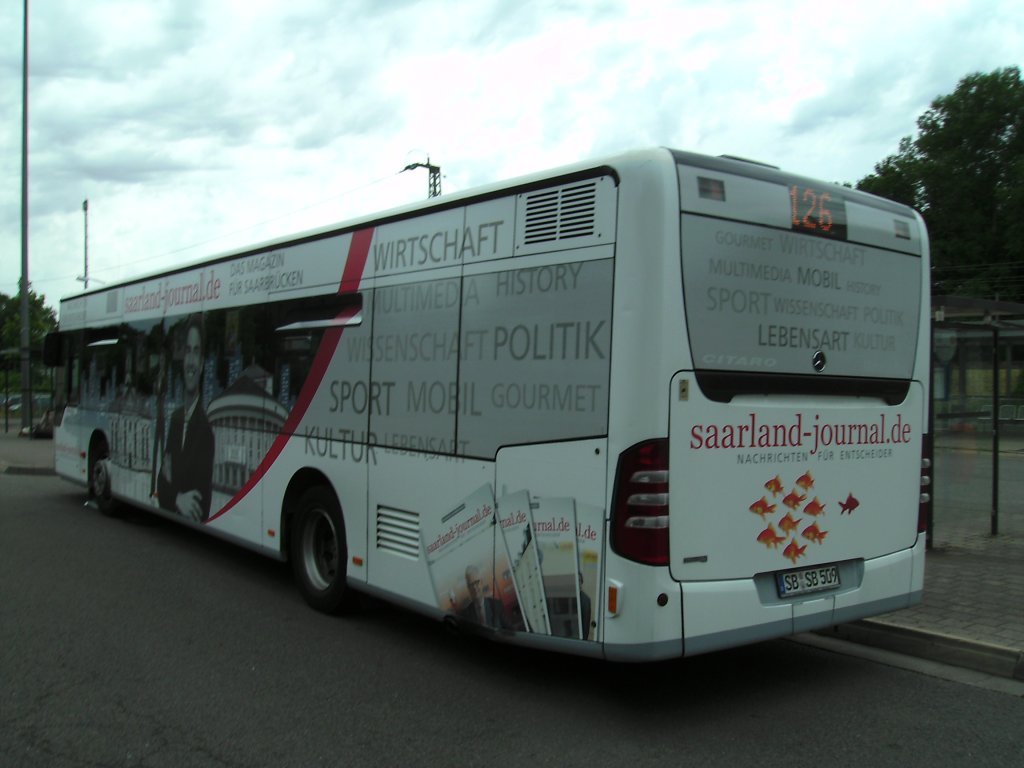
2,472,1022,768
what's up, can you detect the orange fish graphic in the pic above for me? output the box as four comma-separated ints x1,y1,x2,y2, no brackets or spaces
749,496,777,518
778,511,801,535
795,471,814,490
757,524,787,549
764,476,784,498
783,539,808,564
778,514,802,536
782,490,806,510
803,497,826,517
839,493,860,515
801,523,828,544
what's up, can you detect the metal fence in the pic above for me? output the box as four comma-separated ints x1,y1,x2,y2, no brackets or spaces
1,348,52,435
931,298,1024,545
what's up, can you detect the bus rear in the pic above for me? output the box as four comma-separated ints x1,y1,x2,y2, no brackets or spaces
612,152,929,657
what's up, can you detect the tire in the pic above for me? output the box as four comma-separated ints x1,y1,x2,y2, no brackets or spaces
290,486,352,614
89,437,121,517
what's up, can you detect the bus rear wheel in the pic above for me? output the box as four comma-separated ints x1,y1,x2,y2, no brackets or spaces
290,486,352,614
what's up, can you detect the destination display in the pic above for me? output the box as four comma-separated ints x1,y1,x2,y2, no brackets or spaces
788,183,848,240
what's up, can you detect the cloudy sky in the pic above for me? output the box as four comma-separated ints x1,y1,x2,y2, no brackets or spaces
1,0,1021,311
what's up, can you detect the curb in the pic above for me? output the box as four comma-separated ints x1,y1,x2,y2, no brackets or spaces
0,434,56,476
822,620,1024,681
3,465,57,476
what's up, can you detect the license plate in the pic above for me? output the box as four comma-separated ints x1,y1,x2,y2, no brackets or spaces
776,564,841,598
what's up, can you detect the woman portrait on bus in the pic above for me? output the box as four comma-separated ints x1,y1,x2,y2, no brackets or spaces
157,314,215,522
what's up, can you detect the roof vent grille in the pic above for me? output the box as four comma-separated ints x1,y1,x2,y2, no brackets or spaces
523,181,597,244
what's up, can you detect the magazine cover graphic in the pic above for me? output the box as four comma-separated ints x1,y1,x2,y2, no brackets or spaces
496,490,546,634
575,502,603,642
424,484,511,630
531,497,582,639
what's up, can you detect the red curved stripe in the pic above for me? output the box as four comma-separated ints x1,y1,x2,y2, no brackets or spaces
207,227,374,523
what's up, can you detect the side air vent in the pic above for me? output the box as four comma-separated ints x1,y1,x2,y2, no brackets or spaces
376,506,420,559
522,181,597,244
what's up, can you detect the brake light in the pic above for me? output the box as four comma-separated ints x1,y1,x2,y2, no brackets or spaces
919,432,932,534
611,439,670,565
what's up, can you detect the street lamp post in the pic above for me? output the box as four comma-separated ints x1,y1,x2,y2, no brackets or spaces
20,0,31,431
82,199,89,290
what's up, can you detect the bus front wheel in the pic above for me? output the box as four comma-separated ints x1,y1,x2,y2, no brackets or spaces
290,486,352,614
89,437,120,517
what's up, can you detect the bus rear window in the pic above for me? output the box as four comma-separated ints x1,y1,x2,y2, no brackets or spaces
678,164,923,382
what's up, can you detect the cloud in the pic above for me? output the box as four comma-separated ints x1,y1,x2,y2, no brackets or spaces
1,0,1021,307
775,1,1023,184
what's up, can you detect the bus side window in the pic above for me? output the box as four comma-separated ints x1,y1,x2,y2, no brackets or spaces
68,342,80,406
82,330,120,407
44,331,79,410
271,293,363,410
61,334,82,409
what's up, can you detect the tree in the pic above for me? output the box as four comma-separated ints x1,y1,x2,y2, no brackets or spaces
857,67,1024,301
0,290,56,351
0,290,58,387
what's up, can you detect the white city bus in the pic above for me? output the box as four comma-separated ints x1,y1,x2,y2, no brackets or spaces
46,148,930,660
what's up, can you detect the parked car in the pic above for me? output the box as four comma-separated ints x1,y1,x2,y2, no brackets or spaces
4,393,52,413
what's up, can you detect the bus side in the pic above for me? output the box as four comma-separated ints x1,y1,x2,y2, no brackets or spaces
52,162,636,654
259,174,622,647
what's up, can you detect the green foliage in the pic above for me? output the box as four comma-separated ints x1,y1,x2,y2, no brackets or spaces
857,67,1024,301
0,291,57,383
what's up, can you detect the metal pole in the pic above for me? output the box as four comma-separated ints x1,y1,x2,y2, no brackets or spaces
991,325,999,536
926,316,934,549
426,157,441,198
20,0,31,432
402,158,442,198
83,199,89,290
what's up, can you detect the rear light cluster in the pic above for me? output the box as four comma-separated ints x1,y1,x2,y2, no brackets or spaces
611,439,670,566
919,432,932,534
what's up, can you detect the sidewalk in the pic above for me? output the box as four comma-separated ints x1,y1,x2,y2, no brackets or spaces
0,425,59,475
2,428,1021,679
825,528,1024,681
